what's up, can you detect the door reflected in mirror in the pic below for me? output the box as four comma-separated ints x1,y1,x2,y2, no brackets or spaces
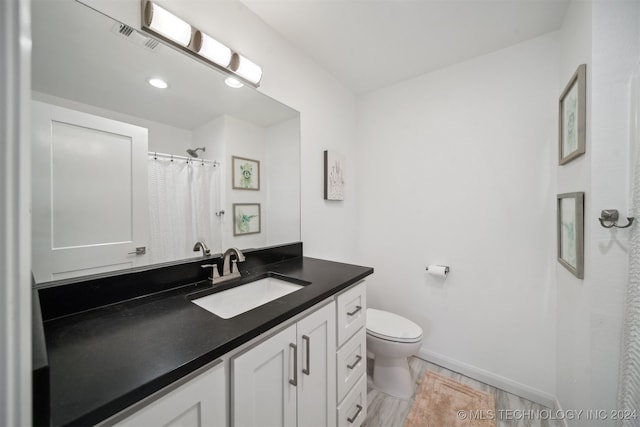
30,0,301,284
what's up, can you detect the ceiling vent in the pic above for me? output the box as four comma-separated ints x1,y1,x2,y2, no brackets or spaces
111,22,159,51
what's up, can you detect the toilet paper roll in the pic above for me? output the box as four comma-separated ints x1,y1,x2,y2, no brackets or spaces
426,265,449,278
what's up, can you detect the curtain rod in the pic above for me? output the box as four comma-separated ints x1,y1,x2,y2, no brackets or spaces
148,151,220,167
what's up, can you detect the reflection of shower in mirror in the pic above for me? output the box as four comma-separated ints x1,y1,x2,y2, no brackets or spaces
186,147,206,158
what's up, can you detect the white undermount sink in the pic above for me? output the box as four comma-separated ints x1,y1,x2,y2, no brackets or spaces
192,275,306,319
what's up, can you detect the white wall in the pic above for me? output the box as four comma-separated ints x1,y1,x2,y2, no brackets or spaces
265,117,301,245
355,33,559,403
589,2,638,413
224,115,267,249
556,2,640,421
556,0,593,414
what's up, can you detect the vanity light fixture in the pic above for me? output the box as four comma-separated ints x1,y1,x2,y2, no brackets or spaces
143,2,192,47
141,0,262,87
147,77,169,89
195,32,232,68
231,54,263,85
225,77,244,89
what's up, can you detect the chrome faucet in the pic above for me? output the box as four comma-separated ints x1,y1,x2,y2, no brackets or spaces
222,247,245,278
201,247,245,285
193,241,211,256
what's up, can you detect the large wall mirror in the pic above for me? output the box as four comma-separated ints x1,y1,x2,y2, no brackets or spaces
31,0,301,284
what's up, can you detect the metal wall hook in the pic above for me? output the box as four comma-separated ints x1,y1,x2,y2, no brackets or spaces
598,209,635,229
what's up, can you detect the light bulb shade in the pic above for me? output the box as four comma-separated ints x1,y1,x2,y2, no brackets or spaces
197,32,232,67
144,2,192,47
234,54,263,85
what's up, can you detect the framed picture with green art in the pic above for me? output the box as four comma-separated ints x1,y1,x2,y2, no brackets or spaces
232,156,260,190
557,192,584,279
233,203,261,236
558,64,586,165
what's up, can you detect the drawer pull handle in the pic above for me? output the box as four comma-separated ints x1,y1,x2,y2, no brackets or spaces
347,305,362,316
289,343,297,386
302,335,310,375
347,404,363,423
347,355,362,370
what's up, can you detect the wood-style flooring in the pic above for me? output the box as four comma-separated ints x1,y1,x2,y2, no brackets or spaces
363,357,565,427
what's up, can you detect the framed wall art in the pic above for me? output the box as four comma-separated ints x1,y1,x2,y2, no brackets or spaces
559,64,586,165
557,192,585,279
324,150,345,201
233,203,261,236
232,156,260,190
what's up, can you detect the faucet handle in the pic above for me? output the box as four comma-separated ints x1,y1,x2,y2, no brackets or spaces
201,264,220,281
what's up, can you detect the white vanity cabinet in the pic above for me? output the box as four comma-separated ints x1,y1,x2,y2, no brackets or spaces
112,361,226,427
335,282,367,427
107,282,367,427
231,301,336,427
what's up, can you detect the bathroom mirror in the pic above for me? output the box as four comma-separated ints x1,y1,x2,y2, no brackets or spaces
31,0,300,284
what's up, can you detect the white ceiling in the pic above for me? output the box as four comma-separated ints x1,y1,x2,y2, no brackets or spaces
241,0,570,94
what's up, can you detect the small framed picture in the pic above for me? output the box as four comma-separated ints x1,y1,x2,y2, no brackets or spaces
559,64,586,165
324,150,345,201
233,203,261,236
557,192,585,279
232,156,260,190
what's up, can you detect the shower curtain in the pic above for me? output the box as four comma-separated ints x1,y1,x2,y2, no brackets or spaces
618,68,640,426
147,156,221,264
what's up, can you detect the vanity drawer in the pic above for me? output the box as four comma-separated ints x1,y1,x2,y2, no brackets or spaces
337,375,367,427
336,329,366,403
336,282,366,347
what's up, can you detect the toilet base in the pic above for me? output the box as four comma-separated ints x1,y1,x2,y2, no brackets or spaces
372,355,414,399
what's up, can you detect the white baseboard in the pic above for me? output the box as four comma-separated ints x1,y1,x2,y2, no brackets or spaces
417,348,558,409
553,397,570,427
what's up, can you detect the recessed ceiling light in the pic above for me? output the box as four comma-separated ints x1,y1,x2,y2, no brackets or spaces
147,77,169,89
225,77,243,88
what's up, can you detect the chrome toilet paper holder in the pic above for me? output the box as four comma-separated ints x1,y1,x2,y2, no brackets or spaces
598,209,634,229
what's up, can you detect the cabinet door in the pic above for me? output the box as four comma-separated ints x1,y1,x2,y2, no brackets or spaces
232,325,297,427
114,362,226,427
297,302,336,427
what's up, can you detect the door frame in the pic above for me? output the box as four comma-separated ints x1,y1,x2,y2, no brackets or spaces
0,0,32,425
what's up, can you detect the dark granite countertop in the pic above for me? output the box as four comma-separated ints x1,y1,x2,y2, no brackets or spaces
39,253,373,426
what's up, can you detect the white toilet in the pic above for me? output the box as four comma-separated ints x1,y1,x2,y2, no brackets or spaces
366,308,423,399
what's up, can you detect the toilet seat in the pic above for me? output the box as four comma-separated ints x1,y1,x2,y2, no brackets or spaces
366,308,423,343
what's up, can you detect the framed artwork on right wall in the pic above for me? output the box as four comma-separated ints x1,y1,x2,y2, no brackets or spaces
558,64,587,165
557,192,585,279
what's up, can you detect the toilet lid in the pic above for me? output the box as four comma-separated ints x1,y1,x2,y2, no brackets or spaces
366,308,423,343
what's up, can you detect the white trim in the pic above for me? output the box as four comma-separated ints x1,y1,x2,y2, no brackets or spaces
417,348,557,409
553,396,570,427
0,0,32,426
